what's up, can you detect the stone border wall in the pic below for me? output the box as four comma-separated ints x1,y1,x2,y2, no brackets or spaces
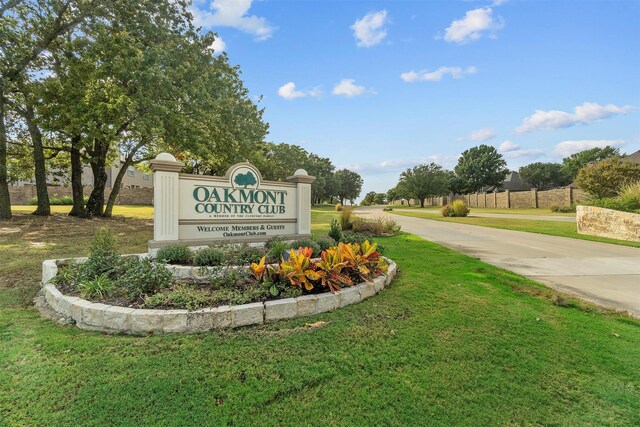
10,185,153,205
41,257,397,335
394,187,586,209
577,206,640,242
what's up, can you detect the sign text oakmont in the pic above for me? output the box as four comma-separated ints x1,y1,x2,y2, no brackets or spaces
148,153,315,250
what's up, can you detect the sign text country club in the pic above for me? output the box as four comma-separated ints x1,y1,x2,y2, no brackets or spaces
149,155,314,248
192,186,287,215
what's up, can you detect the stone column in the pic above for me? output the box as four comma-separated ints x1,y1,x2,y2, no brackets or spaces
531,188,538,208
149,153,184,244
506,190,511,208
286,169,316,236
566,187,573,205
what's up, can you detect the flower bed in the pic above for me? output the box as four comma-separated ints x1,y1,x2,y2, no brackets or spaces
41,256,397,335
40,227,397,334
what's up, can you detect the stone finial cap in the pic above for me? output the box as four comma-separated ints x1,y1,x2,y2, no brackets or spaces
286,169,315,184
150,152,184,172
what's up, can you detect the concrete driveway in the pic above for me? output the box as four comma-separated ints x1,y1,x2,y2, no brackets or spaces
357,206,640,317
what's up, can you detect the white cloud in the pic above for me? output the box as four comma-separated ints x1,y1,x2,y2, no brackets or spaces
469,127,495,141
444,7,504,44
552,140,625,157
191,0,275,41
332,79,367,97
498,140,543,159
351,10,388,47
277,82,322,100
516,102,635,134
209,36,226,54
401,66,477,83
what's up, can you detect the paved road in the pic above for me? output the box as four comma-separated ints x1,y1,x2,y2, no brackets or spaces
358,206,640,317
393,208,576,222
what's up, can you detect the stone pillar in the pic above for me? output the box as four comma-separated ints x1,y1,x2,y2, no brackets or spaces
566,187,573,205
149,153,184,243
506,190,511,208
531,188,538,208
286,169,316,235
494,191,497,208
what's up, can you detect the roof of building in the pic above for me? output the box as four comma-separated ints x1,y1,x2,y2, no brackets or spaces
623,150,640,164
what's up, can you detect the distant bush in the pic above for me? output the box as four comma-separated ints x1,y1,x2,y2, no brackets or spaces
193,247,224,267
335,203,343,211
575,158,640,198
550,204,576,213
382,207,393,211
328,218,343,243
28,196,74,205
156,244,193,265
351,215,400,235
340,206,354,230
452,200,470,217
441,204,453,217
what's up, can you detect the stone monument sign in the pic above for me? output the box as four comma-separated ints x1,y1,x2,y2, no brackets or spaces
148,153,315,250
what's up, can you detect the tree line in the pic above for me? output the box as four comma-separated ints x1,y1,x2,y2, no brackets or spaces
0,0,364,220
385,144,626,207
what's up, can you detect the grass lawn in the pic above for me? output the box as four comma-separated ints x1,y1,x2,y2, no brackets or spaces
390,205,575,216
392,210,640,249
1,208,639,425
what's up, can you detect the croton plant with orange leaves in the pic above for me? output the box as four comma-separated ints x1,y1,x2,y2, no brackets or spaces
250,241,388,293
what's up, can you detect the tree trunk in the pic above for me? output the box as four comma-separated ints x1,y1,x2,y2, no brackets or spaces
68,135,86,217
420,197,425,208
24,105,50,215
83,141,108,217
0,98,11,220
102,158,130,217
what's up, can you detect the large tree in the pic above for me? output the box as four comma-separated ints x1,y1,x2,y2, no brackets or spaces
334,169,363,205
398,163,449,208
454,144,508,193
562,146,620,180
1,0,103,219
519,162,571,190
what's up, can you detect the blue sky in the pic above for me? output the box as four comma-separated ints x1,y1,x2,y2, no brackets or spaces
191,0,640,196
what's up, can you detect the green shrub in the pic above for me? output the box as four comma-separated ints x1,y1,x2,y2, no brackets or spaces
575,158,640,198
351,215,401,236
340,231,368,246
335,203,343,211
194,247,224,266
143,285,209,311
28,196,75,206
208,266,252,290
313,235,336,251
290,238,321,257
76,273,114,299
118,257,175,298
224,244,265,265
265,239,292,263
340,206,354,230
328,218,343,243
452,200,470,217
550,204,576,213
78,227,121,280
156,244,192,265
590,197,640,213
382,207,393,211
441,204,453,217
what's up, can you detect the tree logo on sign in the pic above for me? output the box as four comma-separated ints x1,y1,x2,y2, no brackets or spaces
233,171,258,188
